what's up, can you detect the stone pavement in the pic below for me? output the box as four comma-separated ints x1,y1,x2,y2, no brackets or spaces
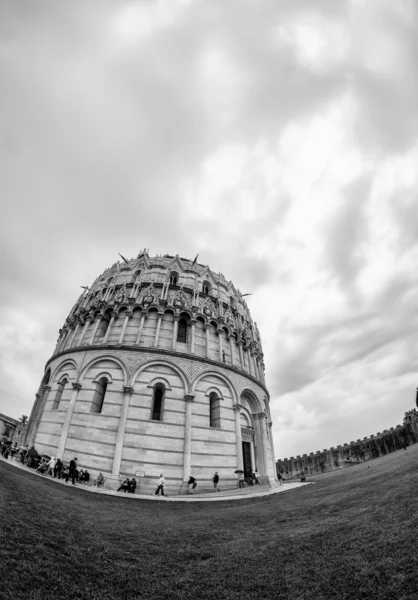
1,455,312,502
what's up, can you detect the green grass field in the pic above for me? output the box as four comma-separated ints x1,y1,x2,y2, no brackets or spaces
1,445,417,600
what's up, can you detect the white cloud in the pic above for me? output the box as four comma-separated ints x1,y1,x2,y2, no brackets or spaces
1,0,418,461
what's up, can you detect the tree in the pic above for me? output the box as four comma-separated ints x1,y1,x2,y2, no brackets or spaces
19,415,28,425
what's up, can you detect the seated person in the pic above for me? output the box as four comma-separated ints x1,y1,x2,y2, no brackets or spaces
188,476,197,493
117,478,131,493
94,472,105,488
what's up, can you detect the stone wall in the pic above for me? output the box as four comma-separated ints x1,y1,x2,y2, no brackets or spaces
276,408,418,479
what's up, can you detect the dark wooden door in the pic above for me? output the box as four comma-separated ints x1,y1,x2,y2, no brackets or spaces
242,441,252,483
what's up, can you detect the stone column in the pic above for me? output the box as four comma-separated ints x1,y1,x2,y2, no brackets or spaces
233,404,244,472
118,312,131,345
260,361,266,386
154,313,163,347
24,393,42,446
172,316,179,351
268,421,278,480
238,340,244,370
89,316,101,345
251,353,258,379
28,386,51,446
204,325,210,358
257,412,270,479
190,319,196,353
57,330,68,353
57,383,82,459
182,394,195,486
112,386,133,477
247,349,253,377
217,329,223,361
135,313,146,346
229,336,235,367
68,323,80,349
78,320,90,346
103,313,116,344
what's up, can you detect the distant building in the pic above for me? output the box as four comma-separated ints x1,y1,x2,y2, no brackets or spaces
25,251,277,493
0,413,18,443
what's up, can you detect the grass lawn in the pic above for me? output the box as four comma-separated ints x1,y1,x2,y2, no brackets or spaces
1,445,417,600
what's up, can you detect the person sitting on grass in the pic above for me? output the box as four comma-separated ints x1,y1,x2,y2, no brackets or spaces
94,473,104,488
117,478,131,493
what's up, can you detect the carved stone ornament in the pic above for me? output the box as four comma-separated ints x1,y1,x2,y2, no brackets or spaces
114,284,129,305
241,427,254,442
200,297,214,318
140,283,155,306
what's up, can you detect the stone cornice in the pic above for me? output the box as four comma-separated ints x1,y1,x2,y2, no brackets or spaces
46,345,270,399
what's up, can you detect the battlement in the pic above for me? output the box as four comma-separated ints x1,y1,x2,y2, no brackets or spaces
277,408,418,478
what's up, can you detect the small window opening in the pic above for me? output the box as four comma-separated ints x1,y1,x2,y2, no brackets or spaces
202,280,211,295
177,318,187,343
209,392,221,428
96,316,109,340
152,386,164,421
91,377,108,414
170,271,179,285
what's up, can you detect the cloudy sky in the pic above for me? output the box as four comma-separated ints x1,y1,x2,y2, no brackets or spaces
1,0,418,459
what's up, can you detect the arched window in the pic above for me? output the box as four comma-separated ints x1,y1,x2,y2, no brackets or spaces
152,385,165,421
177,318,188,343
91,377,108,414
202,280,211,295
52,378,68,410
170,271,179,285
209,392,221,428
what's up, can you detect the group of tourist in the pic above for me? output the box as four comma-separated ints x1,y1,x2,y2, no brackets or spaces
117,477,137,493
2,440,274,496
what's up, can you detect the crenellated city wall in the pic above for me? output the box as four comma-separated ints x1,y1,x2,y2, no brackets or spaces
276,408,418,479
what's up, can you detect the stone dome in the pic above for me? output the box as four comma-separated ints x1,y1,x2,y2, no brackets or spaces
25,250,277,493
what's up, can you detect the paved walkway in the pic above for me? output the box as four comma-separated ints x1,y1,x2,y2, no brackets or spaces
1,455,312,502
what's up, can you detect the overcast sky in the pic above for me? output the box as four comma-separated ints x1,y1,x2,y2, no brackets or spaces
1,0,418,459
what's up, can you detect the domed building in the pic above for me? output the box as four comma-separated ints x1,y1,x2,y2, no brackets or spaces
25,251,277,493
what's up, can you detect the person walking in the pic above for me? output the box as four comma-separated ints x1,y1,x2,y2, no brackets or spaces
238,472,245,488
154,474,165,497
46,457,56,477
54,458,63,479
65,457,78,485
213,472,220,492
254,469,260,485
278,472,283,486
